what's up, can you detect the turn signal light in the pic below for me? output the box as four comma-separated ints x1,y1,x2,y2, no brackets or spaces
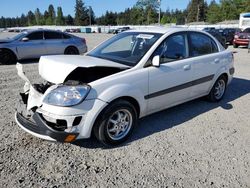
64,135,76,142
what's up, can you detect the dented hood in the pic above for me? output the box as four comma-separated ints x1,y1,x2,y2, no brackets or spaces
39,55,129,84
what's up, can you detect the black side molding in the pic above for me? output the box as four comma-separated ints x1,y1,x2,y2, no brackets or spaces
145,75,214,100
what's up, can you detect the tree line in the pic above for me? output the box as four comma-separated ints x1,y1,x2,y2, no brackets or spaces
0,0,250,28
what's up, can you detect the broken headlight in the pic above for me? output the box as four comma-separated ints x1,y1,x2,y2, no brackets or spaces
43,85,90,107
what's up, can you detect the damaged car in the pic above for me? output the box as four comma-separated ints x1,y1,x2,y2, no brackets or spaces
15,28,234,146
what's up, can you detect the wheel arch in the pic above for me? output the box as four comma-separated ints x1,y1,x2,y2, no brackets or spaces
0,48,18,59
64,45,79,54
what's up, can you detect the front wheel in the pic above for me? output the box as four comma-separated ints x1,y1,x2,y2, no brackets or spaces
233,43,238,48
93,100,137,146
207,76,227,102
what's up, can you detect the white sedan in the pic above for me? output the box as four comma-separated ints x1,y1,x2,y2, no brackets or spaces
15,28,234,146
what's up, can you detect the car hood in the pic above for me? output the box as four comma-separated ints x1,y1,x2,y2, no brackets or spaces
0,39,13,44
39,55,130,84
238,32,250,38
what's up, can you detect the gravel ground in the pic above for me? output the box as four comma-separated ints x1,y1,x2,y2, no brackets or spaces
0,32,249,188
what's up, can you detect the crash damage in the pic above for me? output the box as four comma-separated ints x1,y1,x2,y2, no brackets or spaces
15,55,129,142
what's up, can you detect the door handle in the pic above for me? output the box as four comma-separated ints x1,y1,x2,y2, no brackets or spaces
183,64,191,71
214,58,220,64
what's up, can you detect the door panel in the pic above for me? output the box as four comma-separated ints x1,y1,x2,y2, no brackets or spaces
147,59,194,113
17,31,46,59
44,31,66,55
188,32,222,97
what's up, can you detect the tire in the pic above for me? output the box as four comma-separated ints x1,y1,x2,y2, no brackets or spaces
0,49,16,65
207,75,227,102
64,46,79,55
233,43,238,48
93,99,137,146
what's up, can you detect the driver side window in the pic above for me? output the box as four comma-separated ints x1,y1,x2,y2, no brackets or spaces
154,33,187,64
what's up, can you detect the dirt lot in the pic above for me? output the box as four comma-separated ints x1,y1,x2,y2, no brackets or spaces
0,32,249,188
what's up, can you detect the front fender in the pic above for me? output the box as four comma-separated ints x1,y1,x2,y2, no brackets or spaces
96,84,147,118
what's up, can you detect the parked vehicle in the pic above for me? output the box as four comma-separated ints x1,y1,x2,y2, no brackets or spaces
218,28,240,44
15,28,234,146
233,28,250,48
206,30,228,49
113,27,130,34
0,29,87,64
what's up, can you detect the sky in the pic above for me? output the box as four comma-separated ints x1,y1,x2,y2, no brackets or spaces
0,0,217,18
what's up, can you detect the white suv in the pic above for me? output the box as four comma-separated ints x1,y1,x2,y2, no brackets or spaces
15,28,234,146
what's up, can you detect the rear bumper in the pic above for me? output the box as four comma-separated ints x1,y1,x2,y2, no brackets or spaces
233,39,249,46
15,112,79,142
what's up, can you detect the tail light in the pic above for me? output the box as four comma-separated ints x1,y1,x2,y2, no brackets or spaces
81,38,86,44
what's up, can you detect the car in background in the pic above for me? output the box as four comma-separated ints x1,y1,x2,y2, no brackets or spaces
233,28,250,48
0,29,87,64
113,27,130,34
15,28,234,146
206,30,228,49
218,28,240,44
202,27,216,32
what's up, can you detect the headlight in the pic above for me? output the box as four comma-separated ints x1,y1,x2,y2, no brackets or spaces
234,35,239,39
43,85,90,107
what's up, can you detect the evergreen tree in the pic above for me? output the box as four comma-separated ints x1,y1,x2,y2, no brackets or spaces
27,11,36,26
34,8,42,25
46,4,56,25
75,0,89,25
20,14,27,26
207,0,222,23
135,0,159,24
56,7,65,25
65,15,74,25
187,0,206,23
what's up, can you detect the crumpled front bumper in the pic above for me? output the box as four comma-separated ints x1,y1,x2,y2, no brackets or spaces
15,94,80,142
15,112,79,142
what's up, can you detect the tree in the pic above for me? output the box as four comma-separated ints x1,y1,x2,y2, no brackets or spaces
46,4,56,25
27,11,36,26
207,0,222,23
187,0,206,23
74,0,89,25
20,14,27,26
65,14,74,25
88,6,95,25
135,0,159,24
56,7,65,25
34,8,42,25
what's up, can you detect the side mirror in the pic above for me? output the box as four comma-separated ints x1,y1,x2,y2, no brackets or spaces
21,37,29,42
152,55,160,67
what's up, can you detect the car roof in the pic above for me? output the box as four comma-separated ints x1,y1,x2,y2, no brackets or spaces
24,29,63,34
125,27,201,34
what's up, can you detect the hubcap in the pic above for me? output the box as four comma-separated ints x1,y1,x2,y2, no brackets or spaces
214,79,225,100
107,109,133,141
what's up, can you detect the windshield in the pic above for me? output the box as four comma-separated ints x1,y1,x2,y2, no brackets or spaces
11,32,27,40
88,32,162,66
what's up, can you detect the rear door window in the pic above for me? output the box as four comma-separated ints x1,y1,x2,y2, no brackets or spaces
44,31,63,39
26,31,43,40
189,32,218,57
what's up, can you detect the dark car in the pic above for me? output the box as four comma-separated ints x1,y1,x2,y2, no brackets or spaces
206,30,228,49
218,28,240,44
113,27,130,34
233,28,250,48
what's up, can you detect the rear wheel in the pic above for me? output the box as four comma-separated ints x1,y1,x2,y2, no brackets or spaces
93,100,137,146
0,49,16,65
233,43,238,48
64,46,79,55
207,76,227,102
